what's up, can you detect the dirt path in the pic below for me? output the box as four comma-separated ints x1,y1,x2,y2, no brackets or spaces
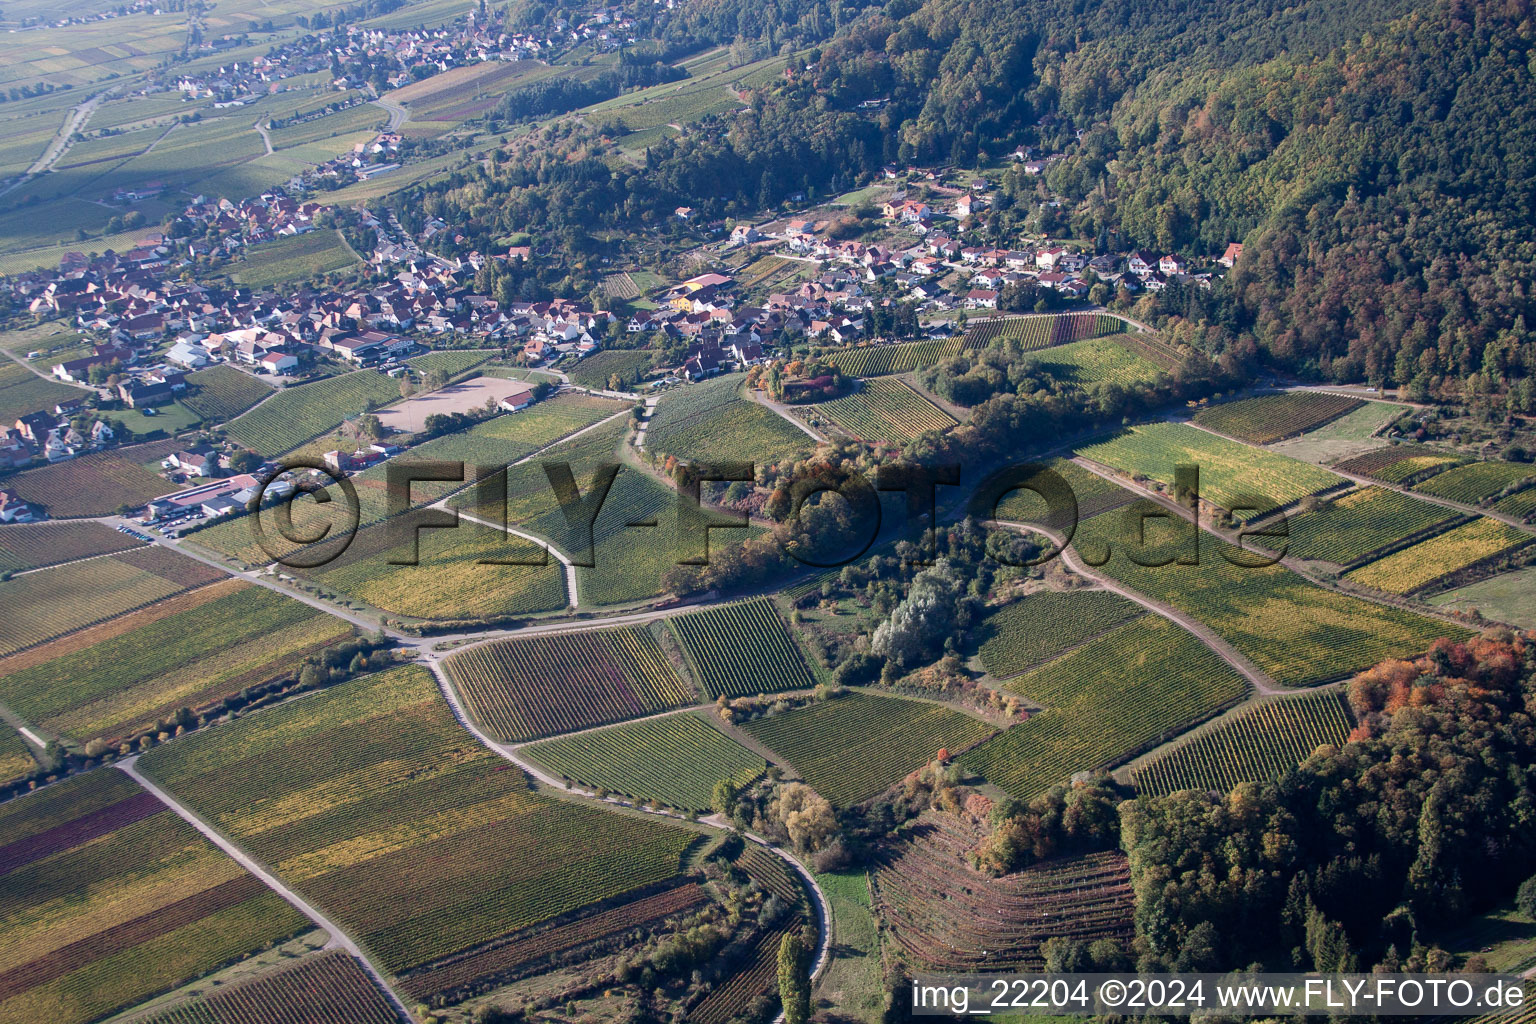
998,520,1282,695
116,757,415,1021
746,387,826,442
254,119,273,156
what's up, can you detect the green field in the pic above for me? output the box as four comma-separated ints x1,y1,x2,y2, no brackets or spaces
975,590,1143,678
0,772,308,1024
229,230,361,288
445,627,698,742
0,579,352,744
1344,516,1534,594
0,722,36,786
961,615,1248,797
1027,337,1166,390
223,370,400,456
1412,460,1536,505
670,598,817,698
816,377,956,445
1073,501,1472,686
1131,691,1353,796
0,359,82,423
987,457,1137,530
1077,422,1344,514
742,691,996,806
1285,486,1462,564
524,711,765,811
136,665,697,978
1431,566,1536,628
567,348,652,389
1193,392,1364,445
646,374,812,467
180,365,275,424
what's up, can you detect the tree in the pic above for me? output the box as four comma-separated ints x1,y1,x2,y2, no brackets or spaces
228,450,261,474
1517,875,1536,921
711,779,739,818
777,931,811,1024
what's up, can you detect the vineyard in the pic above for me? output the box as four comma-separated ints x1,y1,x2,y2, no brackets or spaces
566,348,652,389
689,924,796,1024
961,615,1247,796
645,374,811,467
1494,488,1536,521
445,627,697,742
1193,392,1365,445
1345,516,1534,594
1077,422,1344,514
400,880,710,1002
525,711,765,811
0,579,353,744
1075,502,1470,686
0,520,140,574
961,313,1124,349
1334,444,1466,484
822,337,965,377
0,546,223,658
976,590,1143,678
0,772,308,1024
135,666,696,977
1131,691,1353,797
1413,461,1536,505
1028,337,1166,390
406,349,493,379
815,378,956,445
598,271,642,301
741,692,996,806
224,369,400,457
137,951,400,1024
179,365,276,424
5,445,173,517
670,599,817,698
1285,486,1462,565
987,456,1136,530
872,813,1133,969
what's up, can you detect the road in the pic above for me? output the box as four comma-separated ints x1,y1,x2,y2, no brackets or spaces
371,96,408,132
117,758,416,1022
16,86,115,182
254,119,273,156
999,520,1283,695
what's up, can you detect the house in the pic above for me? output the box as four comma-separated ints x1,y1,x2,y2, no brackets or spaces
1159,254,1188,275
965,289,999,310
0,488,39,523
1218,242,1243,268
15,411,57,444
497,383,536,412
167,449,218,477
260,351,298,374
119,379,176,409
167,340,210,368
201,495,242,517
730,224,765,245
1022,160,1045,175
674,206,695,220
881,199,932,223
1127,251,1159,276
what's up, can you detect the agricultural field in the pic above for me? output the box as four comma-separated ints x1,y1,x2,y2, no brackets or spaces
670,598,817,698
1431,566,1536,628
962,313,1124,349
0,579,353,744
1193,392,1364,445
525,711,765,811
873,813,1134,970
444,627,698,742
0,519,140,574
1344,516,1534,594
1494,488,1536,521
1334,444,1466,485
815,378,956,445
1412,460,1536,505
0,724,36,787
406,349,494,379
975,590,1143,678
1077,422,1344,514
987,456,1136,530
0,772,308,1024
566,348,652,389
400,880,710,1003
0,545,223,658
961,615,1248,797
136,665,699,979
5,445,174,516
645,374,811,467
224,369,401,456
0,359,81,424
1284,486,1463,565
1027,336,1166,390
228,230,361,288
1131,691,1353,797
822,338,964,377
689,924,797,1024
382,60,551,123
136,951,400,1024
741,692,996,806
1073,501,1472,686
598,272,642,301
179,365,276,424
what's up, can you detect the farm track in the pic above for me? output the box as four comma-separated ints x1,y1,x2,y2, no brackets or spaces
999,520,1282,695
115,757,417,1022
